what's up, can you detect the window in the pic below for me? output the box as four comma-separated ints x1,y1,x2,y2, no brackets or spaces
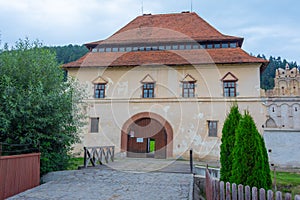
214,43,221,48
94,83,106,98
159,46,165,50
208,121,218,137
223,81,236,97
221,72,238,97
230,42,237,48
182,82,195,97
192,44,200,49
222,43,229,48
207,44,213,49
143,83,155,98
90,117,99,133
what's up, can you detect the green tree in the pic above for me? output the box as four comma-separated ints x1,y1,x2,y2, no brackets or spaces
230,111,271,189
0,39,85,175
220,104,241,182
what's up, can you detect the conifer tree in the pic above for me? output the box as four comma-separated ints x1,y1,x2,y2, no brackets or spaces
230,111,271,189
220,104,241,182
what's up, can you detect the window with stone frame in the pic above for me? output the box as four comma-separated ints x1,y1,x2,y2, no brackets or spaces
143,83,155,98
90,117,99,133
208,120,218,137
181,74,197,98
221,72,238,97
94,83,106,98
223,81,236,97
92,76,108,99
141,74,156,98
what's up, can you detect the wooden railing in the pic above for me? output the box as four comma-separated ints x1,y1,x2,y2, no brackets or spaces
206,168,300,200
83,146,115,168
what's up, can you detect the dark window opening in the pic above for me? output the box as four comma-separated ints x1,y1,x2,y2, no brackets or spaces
90,118,99,133
208,121,218,137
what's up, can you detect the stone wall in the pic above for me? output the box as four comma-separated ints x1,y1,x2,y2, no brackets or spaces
263,129,300,168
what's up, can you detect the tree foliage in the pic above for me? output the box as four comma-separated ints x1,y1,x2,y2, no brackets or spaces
0,39,85,175
45,44,88,64
230,111,271,189
220,104,242,182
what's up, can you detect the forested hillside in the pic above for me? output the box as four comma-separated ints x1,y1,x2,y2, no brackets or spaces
46,44,88,64
259,55,299,90
48,44,299,90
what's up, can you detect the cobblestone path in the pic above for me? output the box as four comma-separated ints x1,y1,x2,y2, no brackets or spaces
9,159,193,200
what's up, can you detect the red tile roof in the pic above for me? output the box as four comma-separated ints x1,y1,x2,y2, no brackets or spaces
64,12,268,71
64,48,268,69
85,12,243,48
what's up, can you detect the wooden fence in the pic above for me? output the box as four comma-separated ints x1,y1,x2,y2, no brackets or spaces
0,153,41,200
83,146,115,168
206,168,300,200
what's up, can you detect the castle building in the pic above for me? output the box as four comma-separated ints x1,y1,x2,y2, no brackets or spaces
263,65,300,167
64,12,268,161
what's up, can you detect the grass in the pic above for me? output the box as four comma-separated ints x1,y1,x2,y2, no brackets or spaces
67,157,84,170
271,171,300,196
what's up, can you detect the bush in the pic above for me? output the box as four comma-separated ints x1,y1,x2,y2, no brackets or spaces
230,111,271,189
220,104,241,182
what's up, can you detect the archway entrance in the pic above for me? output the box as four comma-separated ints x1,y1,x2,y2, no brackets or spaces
121,112,173,159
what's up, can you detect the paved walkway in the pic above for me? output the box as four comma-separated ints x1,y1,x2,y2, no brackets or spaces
9,158,194,200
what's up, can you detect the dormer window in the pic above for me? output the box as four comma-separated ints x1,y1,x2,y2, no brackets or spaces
221,72,238,97
181,74,197,98
141,74,156,98
93,76,108,99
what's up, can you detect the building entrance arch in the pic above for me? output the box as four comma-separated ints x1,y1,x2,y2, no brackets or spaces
121,112,173,158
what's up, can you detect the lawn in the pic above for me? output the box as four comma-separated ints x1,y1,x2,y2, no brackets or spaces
271,171,300,196
67,157,84,170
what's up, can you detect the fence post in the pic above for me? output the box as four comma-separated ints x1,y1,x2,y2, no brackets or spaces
84,147,87,168
245,186,251,200
238,184,244,200
189,148,193,173
226,182,231,200
275,191,282,200
267,190,273,200
260,188,266,200
232,183,237,200
284,193,291,200
252,187,258,200
220,181,225,200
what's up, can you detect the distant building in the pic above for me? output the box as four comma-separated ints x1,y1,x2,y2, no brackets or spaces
64,12,268,161
263,64,300,168
264,64,300,129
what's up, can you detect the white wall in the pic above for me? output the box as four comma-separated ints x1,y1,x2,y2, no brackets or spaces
264,129,300,168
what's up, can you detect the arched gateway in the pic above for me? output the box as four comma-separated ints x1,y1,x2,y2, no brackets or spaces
121,112,173,159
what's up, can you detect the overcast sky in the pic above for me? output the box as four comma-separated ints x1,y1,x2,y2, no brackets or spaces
0,0,299,63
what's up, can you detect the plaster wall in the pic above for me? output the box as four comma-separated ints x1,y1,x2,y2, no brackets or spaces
264,129,300,168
